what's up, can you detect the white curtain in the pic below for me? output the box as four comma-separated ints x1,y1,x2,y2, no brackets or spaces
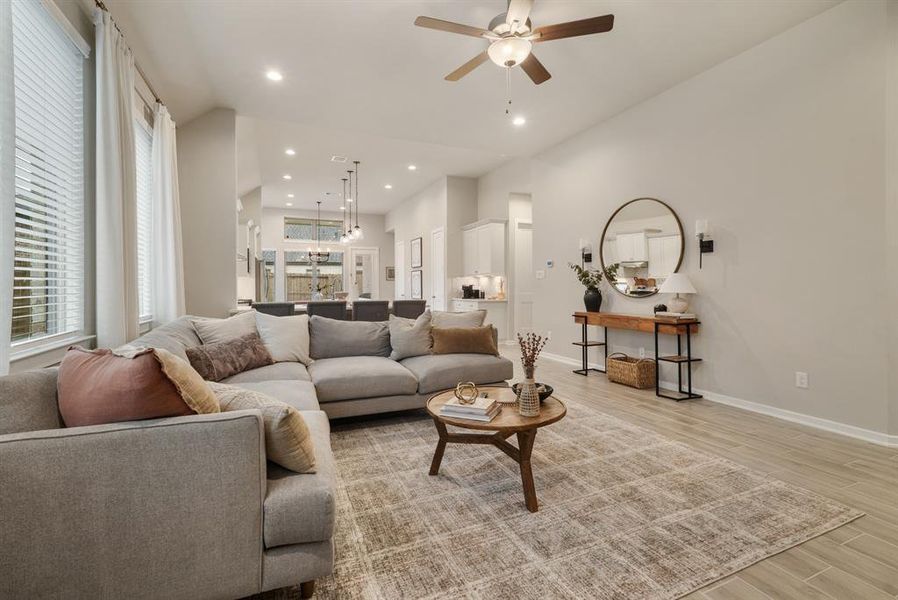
151,104,185,325
0,1,14,375
94,9,138,347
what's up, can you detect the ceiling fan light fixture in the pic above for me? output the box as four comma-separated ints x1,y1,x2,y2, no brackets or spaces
488,37,532,68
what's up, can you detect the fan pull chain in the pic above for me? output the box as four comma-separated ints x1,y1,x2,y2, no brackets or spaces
505,67,512,116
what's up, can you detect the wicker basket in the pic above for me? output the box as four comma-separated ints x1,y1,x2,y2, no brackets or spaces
606,353,656,389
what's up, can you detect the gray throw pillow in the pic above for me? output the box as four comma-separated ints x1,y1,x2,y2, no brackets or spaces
389,310,432,360
309,316,391,359
255,312,312,365
192,310,258,345
431,309,487,329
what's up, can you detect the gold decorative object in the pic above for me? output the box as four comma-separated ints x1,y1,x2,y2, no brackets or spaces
454,381,479,404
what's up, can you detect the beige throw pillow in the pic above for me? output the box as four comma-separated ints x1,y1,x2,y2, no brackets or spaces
152,348,220,415
192,310,258,345
255,312,312,365
388,310,432,360
209,382,316,474
431,309,487,329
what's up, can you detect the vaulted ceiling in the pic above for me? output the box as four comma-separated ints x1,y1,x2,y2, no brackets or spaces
104,0,840,211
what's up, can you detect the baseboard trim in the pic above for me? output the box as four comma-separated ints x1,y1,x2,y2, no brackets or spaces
542,352,898,448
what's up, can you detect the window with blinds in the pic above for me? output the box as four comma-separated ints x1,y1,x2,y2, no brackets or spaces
134,118,153,322
11,0,85,345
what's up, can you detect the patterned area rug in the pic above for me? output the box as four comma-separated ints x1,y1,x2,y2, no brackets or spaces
268,398,862,599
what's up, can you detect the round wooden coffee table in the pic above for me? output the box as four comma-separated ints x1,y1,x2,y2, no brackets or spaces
426,386,566,512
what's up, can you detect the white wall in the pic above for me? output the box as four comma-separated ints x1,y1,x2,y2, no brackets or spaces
177,108,237,317
261,207,393,301
237,186,261,300
479,0,893,437
476,158,531,221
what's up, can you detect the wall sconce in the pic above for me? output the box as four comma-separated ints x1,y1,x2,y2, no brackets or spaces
695,220,714,269
579,238,593,265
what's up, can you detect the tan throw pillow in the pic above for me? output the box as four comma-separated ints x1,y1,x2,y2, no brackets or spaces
58,346,219,428
431,309,487,329
432,326,499,356
191,310,258,345
209,382,316,474
255,312,312,365
186,332,274,382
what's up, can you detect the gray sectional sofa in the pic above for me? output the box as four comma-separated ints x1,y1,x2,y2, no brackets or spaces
0,314,514,599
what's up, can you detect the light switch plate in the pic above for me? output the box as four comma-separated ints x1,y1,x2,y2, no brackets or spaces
795,371,808,389
535,270,546,280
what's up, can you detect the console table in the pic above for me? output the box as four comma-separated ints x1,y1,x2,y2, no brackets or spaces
571,312,702,401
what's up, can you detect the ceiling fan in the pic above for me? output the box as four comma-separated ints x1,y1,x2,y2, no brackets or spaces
414,0,614,85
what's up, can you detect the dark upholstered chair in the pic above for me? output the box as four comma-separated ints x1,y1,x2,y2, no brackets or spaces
252,302,295,317
392,300,426,319
305,301,347,320
352,300,389,322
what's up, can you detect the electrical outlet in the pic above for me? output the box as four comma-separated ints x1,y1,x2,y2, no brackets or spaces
639,347,646,358
795,371,809,389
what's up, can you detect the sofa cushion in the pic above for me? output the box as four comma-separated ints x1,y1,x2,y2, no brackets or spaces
431,309,486,329
309,356,418,402
210,383,316,474
309,316,390,359
264,410,336,547
255,312,312,366
221,362,311,384
191,310,258,345
388,311,432,361
58,347,219,427
400,353,514,394
186,332,274,382
230,380,319,411
0,368,61,434
432,326,498,356
123,315,202,362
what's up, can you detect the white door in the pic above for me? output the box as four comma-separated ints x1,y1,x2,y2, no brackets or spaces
394,241,406,299
431,227,445,311
514,221,533,333
349,247,379,299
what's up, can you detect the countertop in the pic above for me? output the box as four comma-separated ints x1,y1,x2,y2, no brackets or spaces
451,298,508,303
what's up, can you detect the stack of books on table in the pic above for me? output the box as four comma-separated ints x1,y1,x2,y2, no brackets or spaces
439,393,500,422
654,312,697,320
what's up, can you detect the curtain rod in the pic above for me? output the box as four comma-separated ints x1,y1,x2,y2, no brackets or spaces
94,0,162,104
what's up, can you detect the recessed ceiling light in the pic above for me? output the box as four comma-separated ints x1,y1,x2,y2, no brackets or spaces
282,174,292,180
512,116,526,126
407,164,417,171
287,193,294,198
266,70,283,82
285,202,293,207
339,206,346,210
384,184,393,189
285,148,295,156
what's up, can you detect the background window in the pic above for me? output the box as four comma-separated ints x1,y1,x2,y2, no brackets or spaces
134,117,153,322
284,251,343,302
284,217,343,243
11,0,85,344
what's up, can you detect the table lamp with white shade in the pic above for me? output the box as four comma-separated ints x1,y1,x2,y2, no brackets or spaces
658,273,696,313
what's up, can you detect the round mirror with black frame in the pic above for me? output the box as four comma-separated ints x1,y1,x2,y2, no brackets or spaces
599,198,684,298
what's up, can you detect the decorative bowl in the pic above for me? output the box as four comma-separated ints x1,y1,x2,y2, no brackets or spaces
511,382,554,403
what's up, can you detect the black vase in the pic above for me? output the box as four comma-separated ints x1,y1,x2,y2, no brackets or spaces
584,288,602,312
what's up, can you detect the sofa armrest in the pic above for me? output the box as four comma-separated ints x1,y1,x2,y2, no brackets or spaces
0,411,267,599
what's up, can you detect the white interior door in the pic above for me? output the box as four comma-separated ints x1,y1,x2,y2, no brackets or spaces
349,247,379,299
394,241,406,299
430,227,445,311
514,221,533,333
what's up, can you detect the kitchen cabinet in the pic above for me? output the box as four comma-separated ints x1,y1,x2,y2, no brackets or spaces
615,232,648,263
647,235,680,278
462,221,505,276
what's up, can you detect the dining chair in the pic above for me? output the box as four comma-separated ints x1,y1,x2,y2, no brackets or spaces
392,300,427,319
352,300,389,322
251,302,295,317
305,301,348,320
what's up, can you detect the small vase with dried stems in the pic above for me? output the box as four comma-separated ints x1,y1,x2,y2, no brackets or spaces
516,332,548,417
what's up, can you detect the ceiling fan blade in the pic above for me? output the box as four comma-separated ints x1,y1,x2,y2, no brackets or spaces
414,16,495,39
445,51,489,81
533,14,614,42
520,53,551,85
505,0,534,29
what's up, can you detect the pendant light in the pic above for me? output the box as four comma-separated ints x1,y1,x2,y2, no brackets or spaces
352,160,364,240
345,168,355,243
339,178,350,244
309,200,330,263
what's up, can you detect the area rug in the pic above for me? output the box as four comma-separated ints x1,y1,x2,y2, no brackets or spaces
265,398,862,600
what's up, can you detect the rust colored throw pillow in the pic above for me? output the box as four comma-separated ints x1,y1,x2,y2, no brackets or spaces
209,382,316,474
186,332,274,382
431,326,499,356
57,346,219,427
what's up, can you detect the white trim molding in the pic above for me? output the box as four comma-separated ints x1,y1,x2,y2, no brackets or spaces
541,352,898,448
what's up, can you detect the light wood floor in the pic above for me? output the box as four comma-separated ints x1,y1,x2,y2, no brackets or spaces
503,349,898,599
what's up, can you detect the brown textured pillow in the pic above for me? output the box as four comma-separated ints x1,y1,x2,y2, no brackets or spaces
431,326,498,356
58,346,219,427
186,332,274,382
209,382,316,473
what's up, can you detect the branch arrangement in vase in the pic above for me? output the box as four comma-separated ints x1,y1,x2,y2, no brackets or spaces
517,332,548,380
